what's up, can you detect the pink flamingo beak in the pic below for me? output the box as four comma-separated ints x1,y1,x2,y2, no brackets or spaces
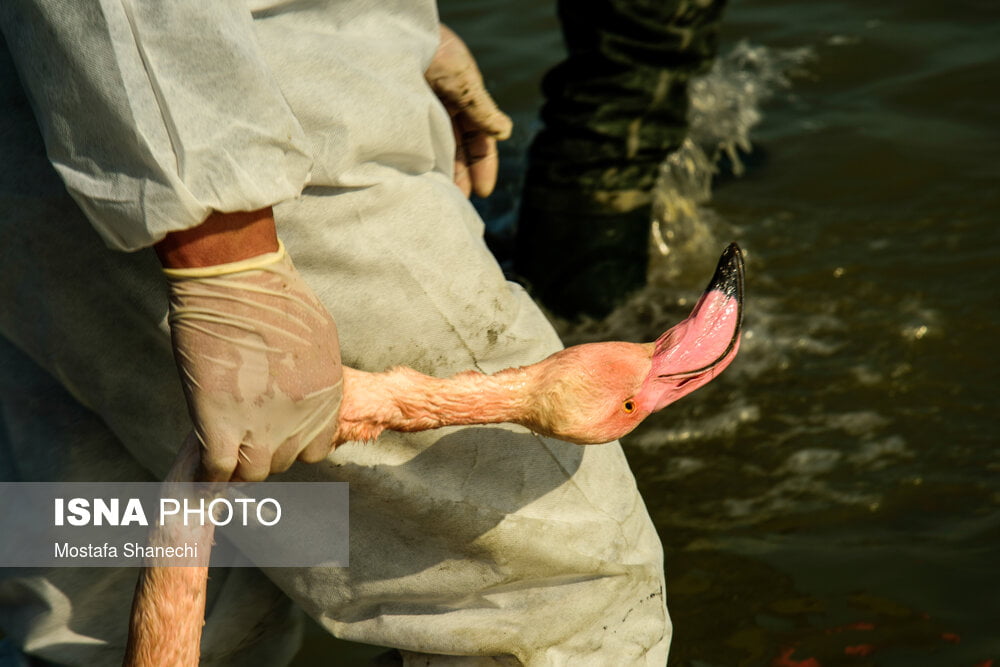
636,243,745,413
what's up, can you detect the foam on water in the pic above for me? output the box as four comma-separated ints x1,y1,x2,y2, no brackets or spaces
642,406,914,530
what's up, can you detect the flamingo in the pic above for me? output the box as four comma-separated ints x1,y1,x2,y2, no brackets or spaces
123,243,745,666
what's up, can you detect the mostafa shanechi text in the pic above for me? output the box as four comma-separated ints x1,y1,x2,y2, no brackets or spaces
54,541,200,560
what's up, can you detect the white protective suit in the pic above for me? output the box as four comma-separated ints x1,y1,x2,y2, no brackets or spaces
0,1,670,665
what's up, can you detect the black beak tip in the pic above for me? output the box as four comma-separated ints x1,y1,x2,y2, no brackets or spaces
706,242,745,300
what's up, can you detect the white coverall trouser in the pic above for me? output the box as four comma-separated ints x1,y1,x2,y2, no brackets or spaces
0,2,670,664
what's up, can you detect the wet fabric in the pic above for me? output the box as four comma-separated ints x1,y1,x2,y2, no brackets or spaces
514,0,728,320
528,0,728,191
0,2,668,665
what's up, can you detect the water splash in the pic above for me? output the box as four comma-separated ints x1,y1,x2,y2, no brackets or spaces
649,41,814,286
688,40,814,174
564,40,821,384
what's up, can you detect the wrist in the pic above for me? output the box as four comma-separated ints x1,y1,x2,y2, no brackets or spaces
155,208,279,269
161,240,286,280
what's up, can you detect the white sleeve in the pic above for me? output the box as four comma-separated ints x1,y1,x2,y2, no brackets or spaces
1,1,313,250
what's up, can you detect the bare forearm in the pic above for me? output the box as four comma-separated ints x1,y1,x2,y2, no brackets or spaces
154,208,279,269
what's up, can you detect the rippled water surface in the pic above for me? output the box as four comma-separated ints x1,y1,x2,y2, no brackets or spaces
297,1,999,664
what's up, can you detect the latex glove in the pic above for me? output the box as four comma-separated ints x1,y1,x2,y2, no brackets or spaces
163,242,342,482
426,24,513,198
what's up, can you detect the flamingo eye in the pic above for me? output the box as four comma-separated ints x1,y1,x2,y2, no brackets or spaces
622,399,636,413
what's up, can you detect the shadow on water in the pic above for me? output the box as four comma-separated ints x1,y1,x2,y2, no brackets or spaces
295,0,1000,664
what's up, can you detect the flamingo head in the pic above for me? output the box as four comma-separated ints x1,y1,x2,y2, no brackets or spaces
526,243,744,444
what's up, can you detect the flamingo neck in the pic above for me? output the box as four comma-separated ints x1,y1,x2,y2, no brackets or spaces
336,365,534,443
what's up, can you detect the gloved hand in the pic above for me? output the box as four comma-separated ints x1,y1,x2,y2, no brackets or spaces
426,24,513,198
163,241,343,482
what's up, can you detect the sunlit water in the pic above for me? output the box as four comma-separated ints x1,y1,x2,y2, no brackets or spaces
297,1,1000,664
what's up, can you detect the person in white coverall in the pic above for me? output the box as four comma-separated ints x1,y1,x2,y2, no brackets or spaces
0,2,669,665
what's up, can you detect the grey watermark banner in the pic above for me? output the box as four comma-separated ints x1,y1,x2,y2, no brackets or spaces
0,482,348,568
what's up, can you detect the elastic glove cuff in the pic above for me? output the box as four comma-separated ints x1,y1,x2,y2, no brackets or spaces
161,240,287,279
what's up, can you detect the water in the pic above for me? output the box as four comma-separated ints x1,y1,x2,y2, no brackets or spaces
296,1,1000,664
